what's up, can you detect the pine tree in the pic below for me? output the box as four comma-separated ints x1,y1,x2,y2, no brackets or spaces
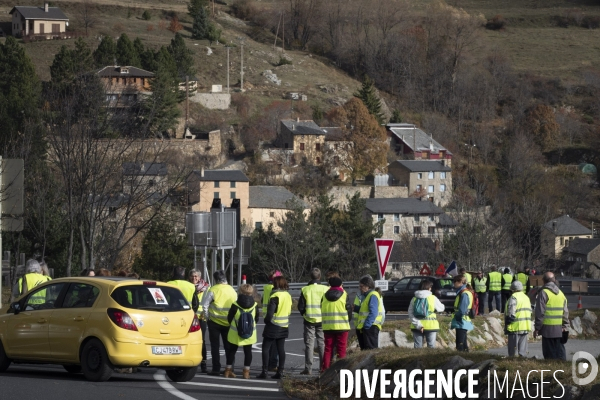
116,33,140,67
93,36,117,67
188,0,208,19
389,109,402,123
133,37,145,62
191,6,209,40
168,33,194,78
51,38,94,87
354,75,384,124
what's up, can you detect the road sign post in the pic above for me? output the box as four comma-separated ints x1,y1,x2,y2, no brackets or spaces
374,239,394,280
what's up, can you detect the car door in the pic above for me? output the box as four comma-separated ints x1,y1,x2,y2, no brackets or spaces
384,278,411,311
49,283,100,361
4,282,67,360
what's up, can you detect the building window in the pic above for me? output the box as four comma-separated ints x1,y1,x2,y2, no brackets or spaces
335,144,339,150
214,192,219,198
393,213,400,221
414,226,421,235
284,143,289,149
440,184,446,192
270,212,275,217
392,263,400,271
230,181,236,188
560,237,564,245
122,77,127,85
416,185,422,192
428,185,434,193
565,240,569,247
230,192,236,199
255,222,262,229
148,179,155,187
428,171,434,179
141,78,145,86
377,213,384,221
315,143,321,151
417,173,422,179
414,214,420,222
440,172,446,179
428,226,436,235
428,214,434,221
214,181,220,188
393,226,400,234
108,207,117,219
316,157,321,164
577,257,582,262
300,143,305,151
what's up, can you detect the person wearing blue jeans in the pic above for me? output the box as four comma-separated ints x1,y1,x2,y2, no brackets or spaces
408,280,445,348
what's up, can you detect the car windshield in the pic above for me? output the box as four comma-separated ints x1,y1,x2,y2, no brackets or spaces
438,279,454,289
111,285,191,312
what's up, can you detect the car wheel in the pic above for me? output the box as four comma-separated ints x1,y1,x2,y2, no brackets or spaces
63,365,82,374
166,366,198,382
81,339,113,382
0,340,12,372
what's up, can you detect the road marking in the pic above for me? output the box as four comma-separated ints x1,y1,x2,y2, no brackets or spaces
194,374,279,384
154,371,197,400
180,381,281,392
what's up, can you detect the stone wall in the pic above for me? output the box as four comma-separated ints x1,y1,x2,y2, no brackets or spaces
327,186,372,208
189,93,231,110
374,185,408,198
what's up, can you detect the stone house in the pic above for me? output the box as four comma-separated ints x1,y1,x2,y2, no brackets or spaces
277,119,325,166
386,123,452,166
122,162,168,195
387,238,437,279
249,186,309,231
560,238,600,278
10,3,68,38
540,215,592,259
187,169,250,225
97,66,154,107
387,160,452,207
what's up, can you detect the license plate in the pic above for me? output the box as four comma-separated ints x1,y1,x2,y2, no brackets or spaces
152,346,182,355
446,292,456,297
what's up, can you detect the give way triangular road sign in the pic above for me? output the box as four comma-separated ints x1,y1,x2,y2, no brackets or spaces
374,239,394,279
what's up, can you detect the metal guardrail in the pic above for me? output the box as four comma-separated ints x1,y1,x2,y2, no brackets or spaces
243,281,361,299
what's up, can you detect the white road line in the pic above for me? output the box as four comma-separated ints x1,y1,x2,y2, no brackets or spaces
194,374,279,384
154,371,197,400
180,381,281,392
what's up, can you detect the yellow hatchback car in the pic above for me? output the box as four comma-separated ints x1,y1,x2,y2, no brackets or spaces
0,277,203,382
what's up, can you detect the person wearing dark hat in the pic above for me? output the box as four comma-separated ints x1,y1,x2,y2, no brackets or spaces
354,275,383,350
504,280,532,357
501,268,513,312
321,276,352,371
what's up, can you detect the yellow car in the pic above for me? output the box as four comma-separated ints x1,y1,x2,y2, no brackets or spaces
0,277,202,382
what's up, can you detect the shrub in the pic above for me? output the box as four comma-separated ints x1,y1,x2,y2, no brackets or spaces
142,10,151,20
168,15,183,33
485,15,506,30
231,0,257,21
583,16,600,29
276,57,292,66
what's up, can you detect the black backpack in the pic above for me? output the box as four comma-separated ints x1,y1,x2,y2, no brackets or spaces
237,306,255,339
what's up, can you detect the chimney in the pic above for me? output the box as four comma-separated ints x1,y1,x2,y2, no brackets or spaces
200,167,204,178
44,2,48,12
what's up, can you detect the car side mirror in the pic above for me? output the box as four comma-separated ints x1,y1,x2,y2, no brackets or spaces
11,302,21,315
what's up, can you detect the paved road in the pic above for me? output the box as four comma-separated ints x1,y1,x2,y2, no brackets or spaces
487,339,600,361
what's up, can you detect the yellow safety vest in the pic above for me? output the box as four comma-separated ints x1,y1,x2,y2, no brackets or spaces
542,289,567,327
352,294,361,321
322,291,350,331
356,290,383,330
167,280,196,304
502,274,513,290
464,272,472,286
227,302,257,346
410,294,439,332
195,290,206,314
262,283,273,316
270,291,292,328
473,277,487,293
516,273,528,287
207,283,237,326
19,273,50,303
301,283,328,323
506,291,532,332
488,272,502,292
452,289,473,323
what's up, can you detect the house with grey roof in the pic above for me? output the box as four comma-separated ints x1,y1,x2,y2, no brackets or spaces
388,160,452,206
122,162,168,195
541,215,593,259
249,186,309,231
10,3,69,38
97,66,154,107
387,238,438,278
364,198,449,240
386,123,452,165
187,169,251,224
276,119,326,166
560,238,600,278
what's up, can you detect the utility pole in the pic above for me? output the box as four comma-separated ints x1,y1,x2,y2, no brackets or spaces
240,43,244,92
273,12,281,51
185,75,189,124
226,46,230,93
282,11,285,53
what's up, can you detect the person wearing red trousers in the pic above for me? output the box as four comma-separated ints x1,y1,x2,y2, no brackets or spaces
321,277,353,372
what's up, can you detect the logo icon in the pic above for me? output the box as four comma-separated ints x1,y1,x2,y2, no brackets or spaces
572,351,598,386
162,317,169,325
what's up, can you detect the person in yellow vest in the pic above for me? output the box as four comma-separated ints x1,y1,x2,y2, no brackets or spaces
408,280,445,348
473,271,487,315
486,266,502,312
258,276,292,379
262,270,282,371
515,268,531,294
202,270,238,375
297,268,328,375
321,276,352,371
167,266,197,304
459,267,472,288
451,274,474,352
534,272,569,360
224,284,259,379
13,259,50,303
504,281,532,357
501,267,513,312
354,275,383,350
189,269,210,373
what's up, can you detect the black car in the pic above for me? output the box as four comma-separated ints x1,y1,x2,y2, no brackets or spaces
382,276,457,312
